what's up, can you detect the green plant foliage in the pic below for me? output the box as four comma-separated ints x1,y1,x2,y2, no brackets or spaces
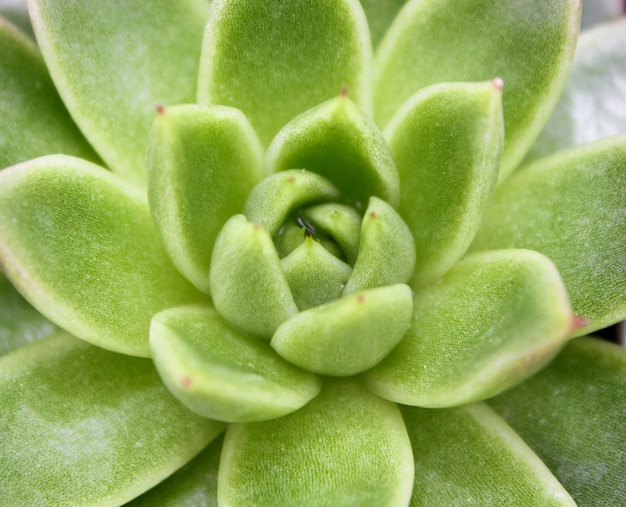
1,0,625,505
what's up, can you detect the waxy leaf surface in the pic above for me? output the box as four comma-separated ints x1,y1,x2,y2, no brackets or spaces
402,403,575,506
471,136,626,335
0,332,224,506
29,0,209,184
364,250,572,407
374,0,580,177
198,0,372,146
0,156,205,357
219,379,414,507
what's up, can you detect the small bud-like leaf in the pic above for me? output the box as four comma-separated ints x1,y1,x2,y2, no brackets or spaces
209,215,298,339
244,170,340,237
385,81,503,287
219,379,414,507
267,97,400,207
147,105,263,294
271,284,413,376
150,306,321,423
343,197,416,295
364,250,572,407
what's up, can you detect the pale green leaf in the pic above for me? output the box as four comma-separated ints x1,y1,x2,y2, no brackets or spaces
219,379,414,507
0,155,206,357
364,250,572,407
526,19,626,162
489,337,626,506
150,305,321,422
198,0,372,146
0,331,224,506
266,96,400,207
147,104,264,294
271,284,413,376
0,18,98,169
402,403,575,506
385,81,502,287
28,0,209,185
471,136,626,335
374,0,580,178
209,215,298,339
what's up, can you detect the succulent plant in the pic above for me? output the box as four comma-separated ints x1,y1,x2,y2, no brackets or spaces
1,0,625,505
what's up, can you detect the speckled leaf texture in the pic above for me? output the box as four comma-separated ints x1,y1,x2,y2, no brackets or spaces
28,0,209,185
0,332,224,506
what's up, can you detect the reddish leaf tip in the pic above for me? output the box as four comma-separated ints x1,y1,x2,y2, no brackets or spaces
155,104,165,115
287,176,295,183
569,314,588,333
357,294,365,303
369,211,376,219
492,77,504,90
340,86,348,97
253,222,262,231
181,377,192,388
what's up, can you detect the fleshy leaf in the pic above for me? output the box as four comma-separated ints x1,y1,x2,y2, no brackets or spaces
28,0,209,184
471,136,626,335
374,0,580,178
0,18,98,169
0,332,224,506
489,338,626,506
526,19,626,161
219,379,414,507
0,155,206,357
271,284,413,376
147,104,264,294
244,170,340,237
266,96,400,207
344,197,415,295
281,236,353,310
364,250,572,407
198,0,372,146
402,403,575,506
127,437,222,507
385,81,503,287
0,275,56,356
209,215,298,339
359,0,408,48
150,305,321,422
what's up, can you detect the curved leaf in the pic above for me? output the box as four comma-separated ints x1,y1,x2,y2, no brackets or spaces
364,250,572,407
374,0,580,178
150,305,321,422
489,338,626,506
219,379,414,507
0,155,205,357
0,18,98,169
526,19,626,161
402,403,575,506
266,96,400,207
147,104,264,294
471,136,626,335
198,0,372,146
0,332,224,506
29,0,209,184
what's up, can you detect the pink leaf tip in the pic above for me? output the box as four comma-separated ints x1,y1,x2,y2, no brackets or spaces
340,86,348,97
155,104,165,115
569,314,588,333
492,77,504,90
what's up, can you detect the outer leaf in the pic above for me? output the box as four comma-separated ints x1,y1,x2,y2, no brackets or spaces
385,81,502,287
364,250,572,407
489,338,626,506
28,0,209,185
150,305,321,422
471,136,626,335
198,0,372,146
0,155,205,357
209,215,298,339
526,19,626,161
127,437,222,507
0,332,224,506
0,275,55,356
266,96,400,207
271,284,413,376
359,0,408,48
147,105,264,294
402,403,575,506
374,0,580,178
219,379,414,507
0,18,98,169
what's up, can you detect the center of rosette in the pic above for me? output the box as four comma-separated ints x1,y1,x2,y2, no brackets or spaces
208,169,417,377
